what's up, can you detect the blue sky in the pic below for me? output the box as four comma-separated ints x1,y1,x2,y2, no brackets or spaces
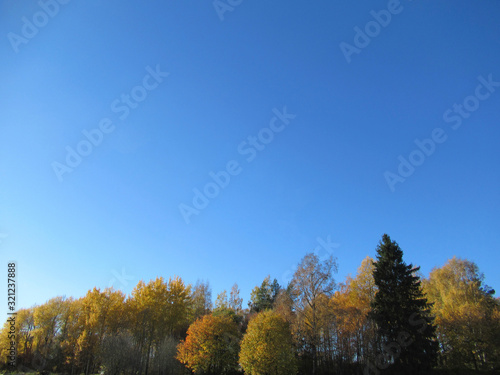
1,0,499,319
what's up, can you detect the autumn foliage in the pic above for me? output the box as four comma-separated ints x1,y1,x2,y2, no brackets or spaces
1,235,499,375
239,310,297,375
423,257,500,371
177,314,240,374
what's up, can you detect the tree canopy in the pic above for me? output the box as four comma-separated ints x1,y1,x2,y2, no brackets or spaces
176,314,240,375
239,310,297,375
1,235,497,375
424,257,500,371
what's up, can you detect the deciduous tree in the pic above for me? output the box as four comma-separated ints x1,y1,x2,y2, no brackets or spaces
191,280,213,321
76,288,125,375
330,256,377,370
0,307,36,367
176,314,240,375
229,283,243,315
423,257,500,371
292,252,337,374
129,276,191,375
239,310,297,375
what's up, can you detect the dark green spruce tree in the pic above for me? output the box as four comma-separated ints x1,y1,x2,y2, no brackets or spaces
368,234,438,375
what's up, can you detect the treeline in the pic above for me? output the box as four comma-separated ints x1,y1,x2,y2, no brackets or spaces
1,234,499,375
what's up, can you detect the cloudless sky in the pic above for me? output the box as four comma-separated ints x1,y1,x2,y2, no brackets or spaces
1,0,499,321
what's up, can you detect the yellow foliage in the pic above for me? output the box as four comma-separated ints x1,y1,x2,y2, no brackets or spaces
177,314,239,374
239,310,297,375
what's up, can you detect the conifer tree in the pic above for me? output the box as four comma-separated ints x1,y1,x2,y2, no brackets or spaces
369,234,438,375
